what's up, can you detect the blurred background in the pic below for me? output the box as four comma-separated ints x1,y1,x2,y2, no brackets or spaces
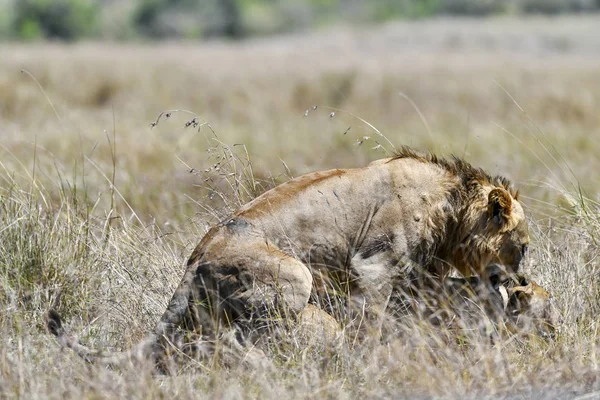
1,0,599,41
1,0,600,225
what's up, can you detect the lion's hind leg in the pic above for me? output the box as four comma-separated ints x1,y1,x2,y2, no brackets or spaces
215,240,314,336
160,237,314,364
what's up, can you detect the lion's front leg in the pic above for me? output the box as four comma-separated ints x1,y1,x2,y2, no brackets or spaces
348,262,395,342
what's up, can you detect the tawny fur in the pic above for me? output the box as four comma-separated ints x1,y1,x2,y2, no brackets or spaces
440,272,558,339
48,147,532,369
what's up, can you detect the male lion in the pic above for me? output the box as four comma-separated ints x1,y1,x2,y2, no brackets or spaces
48,147,530,368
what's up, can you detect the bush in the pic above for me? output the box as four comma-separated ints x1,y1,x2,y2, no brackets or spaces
133,0,244,39
438,0,502,16
132,0,167,38
12,0,97,41
520,0,589,14
3,0,600,42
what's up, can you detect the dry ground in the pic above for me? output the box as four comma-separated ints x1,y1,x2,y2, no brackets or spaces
0,16,599,399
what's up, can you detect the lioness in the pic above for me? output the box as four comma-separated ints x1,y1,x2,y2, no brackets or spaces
48,147,530,367
298,267,558,349
441,270,558,340
385,263,557,341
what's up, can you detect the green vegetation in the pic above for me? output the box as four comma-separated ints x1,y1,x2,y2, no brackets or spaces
12,0,97,40
0,16,599,398
1,0,600,41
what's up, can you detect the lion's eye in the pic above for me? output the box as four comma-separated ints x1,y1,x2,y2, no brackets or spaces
521,244,528,256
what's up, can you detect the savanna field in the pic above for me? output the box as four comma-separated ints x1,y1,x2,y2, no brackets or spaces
1,16,599,399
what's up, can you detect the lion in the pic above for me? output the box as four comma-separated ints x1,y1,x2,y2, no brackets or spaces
47,271,556,368
378,262,557,342
47,146,531,369
297,266,558,349
439,266,559,340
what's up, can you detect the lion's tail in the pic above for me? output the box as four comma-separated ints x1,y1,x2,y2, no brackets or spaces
45,264,205,371
46,310,160,368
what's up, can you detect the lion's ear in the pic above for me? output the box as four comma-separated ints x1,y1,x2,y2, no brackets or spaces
487,188,513,225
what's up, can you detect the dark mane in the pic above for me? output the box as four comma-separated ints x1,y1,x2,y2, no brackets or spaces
390,146,519,200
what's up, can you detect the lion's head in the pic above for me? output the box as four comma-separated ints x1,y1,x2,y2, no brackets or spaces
483,264,559,339
453,184,530,276
504,275,559,339
442,266,559,340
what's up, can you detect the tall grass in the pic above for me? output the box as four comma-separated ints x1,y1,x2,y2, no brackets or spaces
1,16,599,399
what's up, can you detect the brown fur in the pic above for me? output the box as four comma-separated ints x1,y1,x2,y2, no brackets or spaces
440,272,558,340
48,147,531,369
296,270,559,348
506,279,559,338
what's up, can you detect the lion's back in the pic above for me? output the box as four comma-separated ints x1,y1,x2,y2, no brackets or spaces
233,158,457,264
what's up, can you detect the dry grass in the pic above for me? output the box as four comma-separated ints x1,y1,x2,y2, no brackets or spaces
1,16,599,399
